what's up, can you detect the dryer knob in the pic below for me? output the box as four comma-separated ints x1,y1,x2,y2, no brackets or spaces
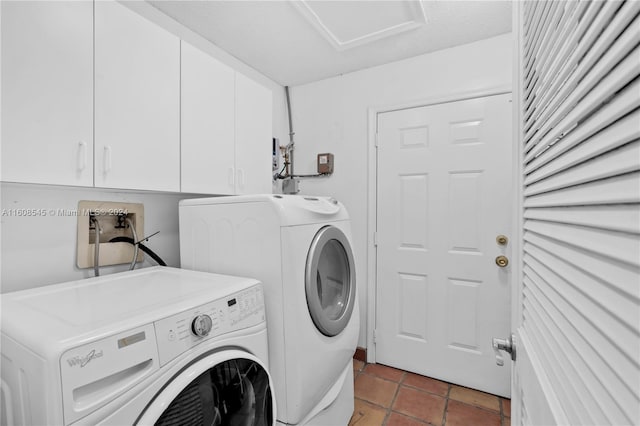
191,314,213,337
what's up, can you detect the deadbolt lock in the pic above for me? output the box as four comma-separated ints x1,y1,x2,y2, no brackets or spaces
496,235,508,245
495,255,509,268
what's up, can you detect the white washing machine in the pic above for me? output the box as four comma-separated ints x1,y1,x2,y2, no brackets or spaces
179,195,359,426
0,267,275,425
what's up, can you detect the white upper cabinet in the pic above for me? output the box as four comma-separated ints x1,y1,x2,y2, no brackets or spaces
2,1,271,194
94,1,180,192
1,1,93,186
181,41,273,195
234,72,273,195
180,41,235,194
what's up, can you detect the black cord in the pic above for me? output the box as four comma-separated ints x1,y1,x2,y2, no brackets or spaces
108,236,167,266
275,163,287,179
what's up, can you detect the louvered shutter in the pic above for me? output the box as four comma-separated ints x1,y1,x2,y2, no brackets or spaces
518,1,640,425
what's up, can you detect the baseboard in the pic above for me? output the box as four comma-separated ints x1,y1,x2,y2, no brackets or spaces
354,347,366,362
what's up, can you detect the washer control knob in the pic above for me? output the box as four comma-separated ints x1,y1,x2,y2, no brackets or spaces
191,314,213,337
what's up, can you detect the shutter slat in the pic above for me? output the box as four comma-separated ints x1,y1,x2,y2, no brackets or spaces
525,110,640,185
524,232,640,306
524,219,640,267
524,1,562,81
524,205,640,234
524,3,593,110
524,140,640,196
525,41,640,161
523,0,620,138
523,1,584,124
525,82,640,174
524,1,632,138
523,251,639,376
524,1,551,71
522,268,640,422
523,271,638,425
524,1,553,88
523,281,632,426
523,172,640,208
522,296,599,425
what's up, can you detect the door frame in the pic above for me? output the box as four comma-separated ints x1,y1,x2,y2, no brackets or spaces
366,85,513,364
511,2,524,422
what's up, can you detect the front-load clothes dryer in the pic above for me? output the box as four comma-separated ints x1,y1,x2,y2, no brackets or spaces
0,267,275,426
179,195,360,426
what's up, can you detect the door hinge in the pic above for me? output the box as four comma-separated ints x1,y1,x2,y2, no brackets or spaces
374,132,379,148
373,231,378,247
373,329,378,344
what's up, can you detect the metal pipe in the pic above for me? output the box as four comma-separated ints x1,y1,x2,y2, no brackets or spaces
91,215,101,277
285,86,295,177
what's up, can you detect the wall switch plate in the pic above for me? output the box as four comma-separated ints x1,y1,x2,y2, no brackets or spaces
76,201,144,268
317,153,334,174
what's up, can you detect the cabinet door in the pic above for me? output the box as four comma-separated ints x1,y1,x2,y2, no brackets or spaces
1,1,93,186
181,41,235,194
95,1,180,192
234,73,273,194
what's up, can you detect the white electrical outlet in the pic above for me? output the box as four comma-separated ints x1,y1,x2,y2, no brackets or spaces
76,201,144,268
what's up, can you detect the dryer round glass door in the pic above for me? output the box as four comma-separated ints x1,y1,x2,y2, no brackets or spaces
305,225,356,337
138,353,274,426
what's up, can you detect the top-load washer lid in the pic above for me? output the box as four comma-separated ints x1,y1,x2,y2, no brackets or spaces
0,267,261,356
305,225,356,337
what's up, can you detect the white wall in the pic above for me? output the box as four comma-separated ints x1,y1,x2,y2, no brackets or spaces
0,183,206,293
289,34,513,347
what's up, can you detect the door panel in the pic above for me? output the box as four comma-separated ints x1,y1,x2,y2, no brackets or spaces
181,41,235,195
94,1,180,192
513,1,640,424
1,1,93,186
376,93,512,397
235,73,272,194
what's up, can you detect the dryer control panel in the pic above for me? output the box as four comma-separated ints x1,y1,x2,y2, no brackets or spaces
154,284,265,366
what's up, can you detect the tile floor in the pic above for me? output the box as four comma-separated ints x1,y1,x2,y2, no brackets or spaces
350,360,511,426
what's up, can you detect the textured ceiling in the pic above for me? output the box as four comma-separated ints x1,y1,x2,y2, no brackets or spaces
149,1,512,86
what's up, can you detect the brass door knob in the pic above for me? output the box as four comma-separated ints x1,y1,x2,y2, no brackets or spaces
495,255,509,268
496,235,508,245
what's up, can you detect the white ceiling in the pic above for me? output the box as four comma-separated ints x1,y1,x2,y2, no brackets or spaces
149,1,512,87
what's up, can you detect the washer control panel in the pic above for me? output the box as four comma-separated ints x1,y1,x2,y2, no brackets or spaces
154,284,264,366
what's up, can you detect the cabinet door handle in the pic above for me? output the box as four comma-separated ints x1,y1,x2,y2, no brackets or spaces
228,167,235,187
237,168,245,189
104,146,112,174
77,141,87,171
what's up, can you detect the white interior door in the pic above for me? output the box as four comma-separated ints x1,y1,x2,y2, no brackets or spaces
375,93,512,397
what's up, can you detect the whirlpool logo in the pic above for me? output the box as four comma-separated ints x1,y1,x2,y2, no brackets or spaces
66,349,103,368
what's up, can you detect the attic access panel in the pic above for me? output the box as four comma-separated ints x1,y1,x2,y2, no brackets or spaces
292,0,427,51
